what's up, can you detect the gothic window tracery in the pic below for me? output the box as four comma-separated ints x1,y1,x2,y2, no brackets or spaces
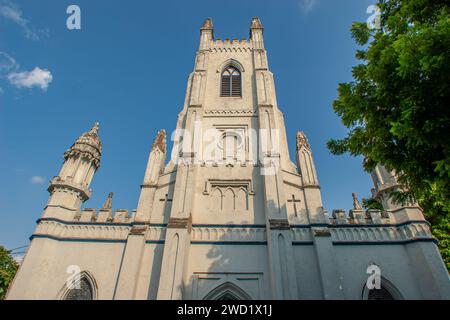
211,186,248,212
205,180,254,214
221,66,241,97
62,273,96,300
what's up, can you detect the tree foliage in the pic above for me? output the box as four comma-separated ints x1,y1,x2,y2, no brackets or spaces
0,246,18,300
362,197,384,211
328,0,450,269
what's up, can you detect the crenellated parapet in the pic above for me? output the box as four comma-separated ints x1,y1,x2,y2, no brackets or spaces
76,208,134,223
198,17,262,52
317,190,434,245
329,208,391,225
329,220,433,244
211,39,253,53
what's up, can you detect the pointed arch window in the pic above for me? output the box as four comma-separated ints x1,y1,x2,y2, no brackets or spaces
221,66,241,97
62,272,96,300
362,277,403,300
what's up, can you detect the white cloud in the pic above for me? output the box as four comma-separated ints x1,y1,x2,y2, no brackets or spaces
0,0,46,40
0,51,17,72
299,0,319,13
13,253,24,264
30,175,46,184
8,67,53,91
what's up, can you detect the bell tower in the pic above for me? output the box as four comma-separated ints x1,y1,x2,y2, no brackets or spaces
155,17,304,299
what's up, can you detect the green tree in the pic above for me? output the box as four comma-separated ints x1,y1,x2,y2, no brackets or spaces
0,246,19,300
327,0,450,269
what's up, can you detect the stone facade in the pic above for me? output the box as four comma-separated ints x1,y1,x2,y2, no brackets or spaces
6,18,450,300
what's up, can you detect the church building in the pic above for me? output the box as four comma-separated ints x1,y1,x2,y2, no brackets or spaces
6,18,450,300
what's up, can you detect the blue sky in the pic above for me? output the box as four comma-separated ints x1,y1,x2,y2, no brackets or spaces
0,0,376,251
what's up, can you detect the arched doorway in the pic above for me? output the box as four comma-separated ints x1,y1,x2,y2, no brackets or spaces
203,282,252,300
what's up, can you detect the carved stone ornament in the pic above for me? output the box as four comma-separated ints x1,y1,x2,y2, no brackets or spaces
151,129,166,153
201,18,213,30
296,131,311,151
352,192,363,210
64,122,102,168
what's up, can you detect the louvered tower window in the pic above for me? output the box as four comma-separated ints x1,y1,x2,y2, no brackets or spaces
221,66,241,97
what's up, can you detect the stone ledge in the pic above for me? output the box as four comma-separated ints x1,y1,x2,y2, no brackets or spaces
313,228,331,237
269,219,290,230
167,217,192,230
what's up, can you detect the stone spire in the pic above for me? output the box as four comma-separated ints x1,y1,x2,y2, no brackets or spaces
201,17,213,30
352,192,363,210
250,16,263,30
296,131,311,151
64,122,102,169
250,17,264,49
102,192,113,210
151,129,166,153
295,131,318,186
199,17,214,50
135,129,167,222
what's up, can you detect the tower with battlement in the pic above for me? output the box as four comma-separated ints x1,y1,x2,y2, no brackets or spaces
6,18,449,300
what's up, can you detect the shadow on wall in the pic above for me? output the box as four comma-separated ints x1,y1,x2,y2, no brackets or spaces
175,197,289,300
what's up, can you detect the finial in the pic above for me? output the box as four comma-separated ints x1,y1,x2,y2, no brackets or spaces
201,17,213,29
102,192,113,210
90,122,100,134
151,129,167,153
352,192,363,210
296,131,311,151
250,17,263,29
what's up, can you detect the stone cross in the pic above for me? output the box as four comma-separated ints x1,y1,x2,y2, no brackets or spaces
287,194,301,217
159,194,173,206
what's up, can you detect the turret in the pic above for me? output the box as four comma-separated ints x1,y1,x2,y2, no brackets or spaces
143,129,167,185
250,17,264,49
199,18,214,51
135,129,167,222
370,164,423,223
370,164,401,210
294,131,325,223
97,192,113,222
44,123,102,220
295,131,318,186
